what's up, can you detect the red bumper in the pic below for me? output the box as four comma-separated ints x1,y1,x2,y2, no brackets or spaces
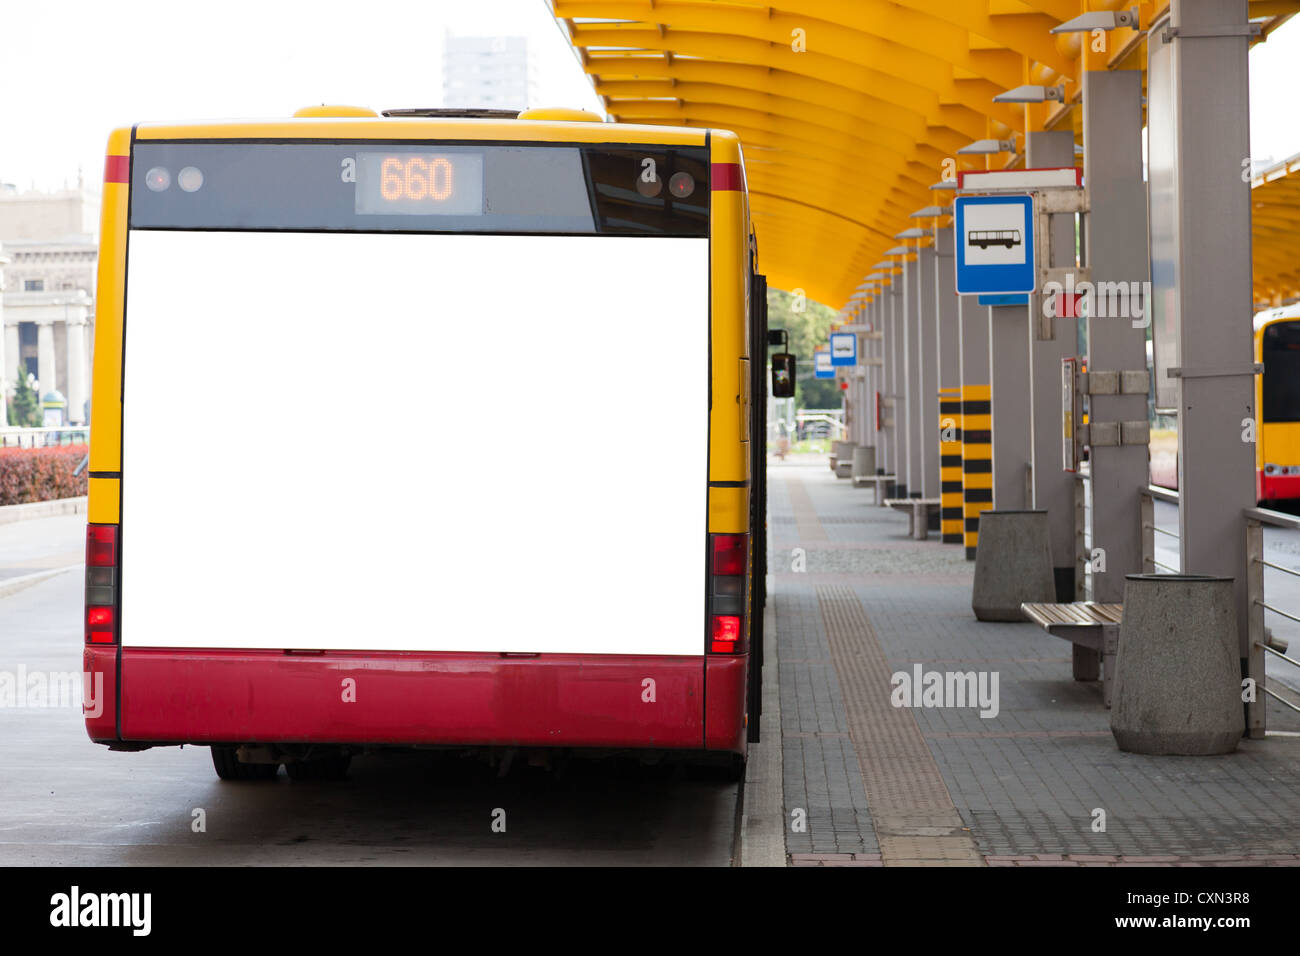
85,647,747,753
1259,470,1300,501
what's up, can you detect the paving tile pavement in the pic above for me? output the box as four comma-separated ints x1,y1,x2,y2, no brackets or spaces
766,456,1300,865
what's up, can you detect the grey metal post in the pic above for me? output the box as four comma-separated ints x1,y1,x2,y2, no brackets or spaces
879,290,893,479
1149,0,1256,659
866,300,878,452
1028,129,1083,601
1083,69,1149,605
918,244,940,501
989,304,1032,509
936,227,959,409
852,327,863,447
870,326,882,455
890,276,907,495
904,256,921,497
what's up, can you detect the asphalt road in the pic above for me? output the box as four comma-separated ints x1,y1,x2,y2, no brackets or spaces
0,517,740,866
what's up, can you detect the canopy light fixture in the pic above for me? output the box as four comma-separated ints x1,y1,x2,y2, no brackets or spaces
957,138,1016,155
1051,7,1137,33
993,84,1064,104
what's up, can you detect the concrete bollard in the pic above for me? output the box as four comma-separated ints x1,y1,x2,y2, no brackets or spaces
852,445,876,480
834,442,857,478
830,440,846,472
971,510,1056,621
1110,574,1244,755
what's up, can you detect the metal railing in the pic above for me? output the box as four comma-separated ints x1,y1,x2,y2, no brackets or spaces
1245,506,1300,735
1139,485,1180,574
0,426,90,448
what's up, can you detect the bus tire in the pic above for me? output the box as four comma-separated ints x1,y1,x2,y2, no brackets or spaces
285,754,351,781
211,745,279,781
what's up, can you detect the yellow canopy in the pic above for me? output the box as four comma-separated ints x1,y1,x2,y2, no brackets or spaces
552,1,1297,308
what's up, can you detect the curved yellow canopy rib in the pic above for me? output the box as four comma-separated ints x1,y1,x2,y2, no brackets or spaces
552,0,1300,309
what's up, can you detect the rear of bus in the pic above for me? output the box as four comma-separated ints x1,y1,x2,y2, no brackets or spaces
83,109,759,774
1255,307,1300,502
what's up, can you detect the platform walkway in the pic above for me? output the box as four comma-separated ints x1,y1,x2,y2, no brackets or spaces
767,455,1300,867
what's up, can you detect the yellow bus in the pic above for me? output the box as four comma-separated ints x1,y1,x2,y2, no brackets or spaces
83,105,772,780
1254,305,1300,501
1149,304,1300,504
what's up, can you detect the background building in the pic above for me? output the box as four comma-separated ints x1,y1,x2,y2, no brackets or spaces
0,180,99,426
442,34,536,111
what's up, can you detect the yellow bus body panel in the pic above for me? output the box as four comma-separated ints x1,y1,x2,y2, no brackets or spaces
87,126,132,531
707,129,750,534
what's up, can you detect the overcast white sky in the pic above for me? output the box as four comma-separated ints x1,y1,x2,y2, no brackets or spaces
1,3,1296,192
0,0,601,191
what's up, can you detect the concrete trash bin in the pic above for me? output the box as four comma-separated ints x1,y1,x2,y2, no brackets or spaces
1110,574,1244,755
971,510,1056,621
834,442,856,478
830,440,847,471
852,445,876,479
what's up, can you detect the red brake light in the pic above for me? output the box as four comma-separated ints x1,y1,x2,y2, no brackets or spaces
85,524,120,645
711,614,742,653
712,533,747,576
86,525,118,567
86,606,115,644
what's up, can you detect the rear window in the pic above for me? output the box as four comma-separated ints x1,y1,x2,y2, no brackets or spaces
129,141,710,237
1262,320,1300,423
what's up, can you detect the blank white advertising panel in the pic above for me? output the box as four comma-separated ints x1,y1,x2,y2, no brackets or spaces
120,230,709,655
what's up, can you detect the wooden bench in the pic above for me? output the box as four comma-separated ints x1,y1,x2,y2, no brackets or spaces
883,497,941,540
1020,602,1122,707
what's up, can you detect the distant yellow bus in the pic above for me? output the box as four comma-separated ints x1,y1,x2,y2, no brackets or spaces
84,106,769,780
1149,304,1300,503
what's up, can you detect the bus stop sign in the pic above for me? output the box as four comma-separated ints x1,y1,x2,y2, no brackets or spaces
953,194,1035,295
814,350,834,379
829,332,857,366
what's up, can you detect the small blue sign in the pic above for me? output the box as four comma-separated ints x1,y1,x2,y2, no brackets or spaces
954,194,1035,295
814,350,834,379
977,293,1030,307
829,332,857,366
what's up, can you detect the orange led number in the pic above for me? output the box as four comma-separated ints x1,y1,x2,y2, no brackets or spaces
380,157,403,200
380,156,454,202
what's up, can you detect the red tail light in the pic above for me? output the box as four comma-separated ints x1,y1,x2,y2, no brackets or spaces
712,533,748,576
85,524,120,645
87,524,117,567
711,614,742,653
87,607,116,644
707,532,749,654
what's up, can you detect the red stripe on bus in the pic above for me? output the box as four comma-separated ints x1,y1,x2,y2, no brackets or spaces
711,163,742,191
104,155,129,183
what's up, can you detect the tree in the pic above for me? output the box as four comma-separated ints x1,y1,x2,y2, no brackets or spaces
7,365,41,427
766,287,841,409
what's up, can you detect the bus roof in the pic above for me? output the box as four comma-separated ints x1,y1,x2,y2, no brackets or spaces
1254,303,1300,331
131,115,715,149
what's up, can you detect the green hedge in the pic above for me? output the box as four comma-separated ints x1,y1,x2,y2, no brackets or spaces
0,444,89,506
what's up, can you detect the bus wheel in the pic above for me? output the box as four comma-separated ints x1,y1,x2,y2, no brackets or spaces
211,745,279,781
285,754,351,781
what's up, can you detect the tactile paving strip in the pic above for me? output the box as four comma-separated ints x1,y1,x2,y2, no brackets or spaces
816,584,983,866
